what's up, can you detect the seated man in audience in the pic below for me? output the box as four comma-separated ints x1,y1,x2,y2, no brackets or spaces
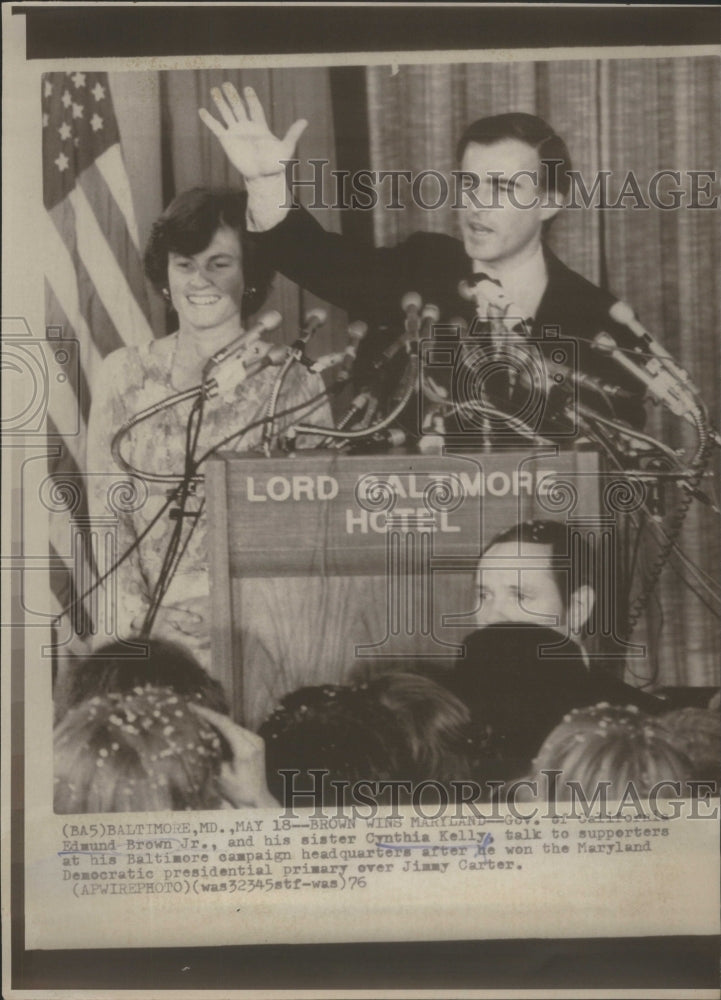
474,518,595,644
450,622,665,791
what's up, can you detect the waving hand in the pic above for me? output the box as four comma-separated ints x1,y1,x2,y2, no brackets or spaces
199,82,308,182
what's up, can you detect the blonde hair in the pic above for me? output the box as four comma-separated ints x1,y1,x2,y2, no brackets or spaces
54,685,225,813
529,703,693,800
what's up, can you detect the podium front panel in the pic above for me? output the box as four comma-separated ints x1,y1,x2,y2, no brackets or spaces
206,448,602,726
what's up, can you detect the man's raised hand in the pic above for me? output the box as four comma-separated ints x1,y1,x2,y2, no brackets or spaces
199,82,308,182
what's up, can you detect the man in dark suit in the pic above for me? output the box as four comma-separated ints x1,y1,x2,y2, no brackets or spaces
200,83,647,433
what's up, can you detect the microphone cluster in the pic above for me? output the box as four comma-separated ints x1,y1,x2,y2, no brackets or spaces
204,308,371,400
593,302,718,444
203,310,284,397
200,292,716,455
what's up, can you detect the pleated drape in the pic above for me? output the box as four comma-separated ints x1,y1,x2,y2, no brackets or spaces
367,56,720,686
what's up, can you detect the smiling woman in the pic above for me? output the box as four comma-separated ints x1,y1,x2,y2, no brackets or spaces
168,228,246,334
84,187,333,676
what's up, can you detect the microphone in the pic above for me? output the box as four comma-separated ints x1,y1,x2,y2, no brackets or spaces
593,332,700,423
370,332,408,372
609,301,699,392
289,307,328,364
205,343,289,398
459,276,504,305
348,427,407,453
202,310,282,376
459,279,519,336
242,344,289,378
341,389,371,423
401,291,423,346
310,321,368,377
295,307,327,345
419,303,441,339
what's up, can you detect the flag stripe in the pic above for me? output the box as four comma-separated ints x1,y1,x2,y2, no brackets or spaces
49,539,75,616
69,182,155,347
94,145,142,249
43,208,106,375
79,157,152,324
45,415,89,511
46,417,97,634
48,200,126,361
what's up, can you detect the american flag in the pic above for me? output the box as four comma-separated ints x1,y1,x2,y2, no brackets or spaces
42,71,155,650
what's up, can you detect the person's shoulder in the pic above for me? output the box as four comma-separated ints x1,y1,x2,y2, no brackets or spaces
399,230,468,288
544,246,616,310
93,334,177,396
96,335,174,384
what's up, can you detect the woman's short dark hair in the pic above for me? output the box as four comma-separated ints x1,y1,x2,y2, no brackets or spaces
143,187,274,322
456,112,573,201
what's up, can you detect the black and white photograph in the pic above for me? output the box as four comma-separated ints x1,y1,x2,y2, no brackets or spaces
2,3,720,995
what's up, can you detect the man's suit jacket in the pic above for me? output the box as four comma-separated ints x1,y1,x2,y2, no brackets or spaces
251,207,647,429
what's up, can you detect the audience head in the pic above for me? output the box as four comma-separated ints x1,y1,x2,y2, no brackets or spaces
367,671,473,784
54,684,225,813
259,684,405,805
65,639,229,716
475,519,595,638
143,186,273,325
526,703,695,801
260,673,476,804
660,707,720,795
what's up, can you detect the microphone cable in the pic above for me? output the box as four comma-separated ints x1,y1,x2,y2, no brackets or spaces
139,386,207,638
289,351,420,447
624,407,713,638
61,383,343,632
580,406,718,662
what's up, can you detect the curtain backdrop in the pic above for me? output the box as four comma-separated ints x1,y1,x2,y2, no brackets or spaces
110,59,719,687
367,56,720,687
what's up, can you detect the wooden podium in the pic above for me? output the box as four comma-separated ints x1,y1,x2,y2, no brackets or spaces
206,447,603,727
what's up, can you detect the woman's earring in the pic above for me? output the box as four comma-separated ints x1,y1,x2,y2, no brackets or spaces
162,288,171,302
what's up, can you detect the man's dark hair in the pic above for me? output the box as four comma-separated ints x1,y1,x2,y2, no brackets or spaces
481,518,593,607
456,112,572,200
259,684,407,806
143,186,274,323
